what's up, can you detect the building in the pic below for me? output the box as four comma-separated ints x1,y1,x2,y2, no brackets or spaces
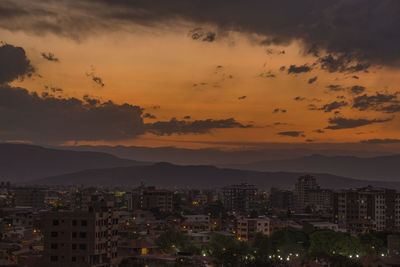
222,183,257,213
269,188,294,211
129,187,173,213
294,175,319,212
182,215,210,232
308,189,333,211
13,188,45,210
333,186,398,232
235,216,271,241
42,200,119,267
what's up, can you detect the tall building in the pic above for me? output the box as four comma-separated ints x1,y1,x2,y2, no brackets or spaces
269,188,294,211
333,186,398,232
42,200,119,267
222,183,257,213
294,175,319,212
128,186,173,213
13,187,46,210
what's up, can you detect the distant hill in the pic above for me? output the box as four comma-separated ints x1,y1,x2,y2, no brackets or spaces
32,162,400,190
224,154,400,181
0,143,146,182
59,144,393,165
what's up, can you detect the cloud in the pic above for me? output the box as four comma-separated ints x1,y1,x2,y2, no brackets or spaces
318,54,370,73
143,113,157,119
319,101,348,112
238,96,247,100
0,43,35,84
287,64,311,74
294,96,305,101
3,0,400,67
258,71,276,78
278,131,304,137
352,92,399,112
86,71,105,87
349,85,366,95
189,28,216,42
313,129,325,134
273,108,286,113
183,115,191,119
352,76,359,80
360,138,400,144
326,84,345,92
308,76,318,84
147,117,253,136
325,116,393,130
41,52,59,62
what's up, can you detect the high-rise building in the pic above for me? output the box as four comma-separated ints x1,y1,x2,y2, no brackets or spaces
269,188,294,211
294,175,319,212
222,183,257,213
128,186,173,213
13,187,46,210
333,186,398,232
42,200,119,267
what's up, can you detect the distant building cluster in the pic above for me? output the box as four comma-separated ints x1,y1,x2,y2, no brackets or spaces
1,177,400,266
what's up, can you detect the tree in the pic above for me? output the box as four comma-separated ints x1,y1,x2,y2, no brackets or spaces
156,230,192,254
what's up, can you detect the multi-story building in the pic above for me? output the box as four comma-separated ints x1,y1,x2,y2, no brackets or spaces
235,216,271,241
294,175,319,212
129,186,173,213
222,183,257,213
269,188,294,211
42,200,119,267
308,189,333,211
333,186,397,232
13,188,46,210
182,215,210,232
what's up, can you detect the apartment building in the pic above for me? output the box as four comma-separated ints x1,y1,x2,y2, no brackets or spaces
235,216,271,241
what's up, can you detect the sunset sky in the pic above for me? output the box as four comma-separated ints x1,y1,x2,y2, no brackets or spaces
1,0,400,150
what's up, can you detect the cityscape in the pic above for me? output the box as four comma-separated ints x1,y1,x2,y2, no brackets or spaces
2,0,400,266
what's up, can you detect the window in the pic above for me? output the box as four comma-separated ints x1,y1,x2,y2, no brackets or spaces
50,256,58,262
51,232,58,237
72,220,77,226
79,244,87,250
72,244,77,250
71,256,76,262
81,220,87,226
79,232,87,238
51,243,58,249
72,232,77,238
53,220,59,226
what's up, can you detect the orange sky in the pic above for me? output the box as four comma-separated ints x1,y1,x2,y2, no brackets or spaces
2,24,400,149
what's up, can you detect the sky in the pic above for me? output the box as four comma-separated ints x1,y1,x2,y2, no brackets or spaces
1,0,400,150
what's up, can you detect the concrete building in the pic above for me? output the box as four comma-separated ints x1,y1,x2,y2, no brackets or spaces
42,200,119,267
235,216,271,241
333,186,398,232
13,188,45,210
128,187,173,213
222,183,257,213
269,188,294,211
294,175,319,212
182,215,210,232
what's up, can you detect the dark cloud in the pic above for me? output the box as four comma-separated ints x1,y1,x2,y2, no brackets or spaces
318,54,370,73
325,116,393,130
349,85,366,95
352,76,359,80
319,101,348,112
279,66,286,72
313,129,325,134
238,96,247,100
41,52,59,62
258,71,276,78
183,115,191,119
308,76,318,84
147,118,253,136
278,131,304,137
352,92,399,112
3,1,400,67
143,113,157,119
86,71,105,87
326,84,345,92
360,138,400,144
189,28,216,42
294,96,305,101
265,49,285,55
273,108,286,113
0,43,35,84
287,64,311,74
